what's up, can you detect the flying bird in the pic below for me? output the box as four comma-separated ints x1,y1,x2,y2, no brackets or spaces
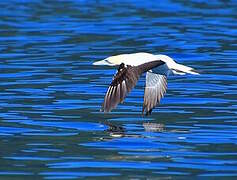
93,52,199,115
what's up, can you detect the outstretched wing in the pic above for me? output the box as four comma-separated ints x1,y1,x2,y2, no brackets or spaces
142,71,167,115
102,61,165,112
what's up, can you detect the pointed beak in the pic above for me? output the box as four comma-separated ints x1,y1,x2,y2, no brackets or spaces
93,60,105,65
93,59,114,66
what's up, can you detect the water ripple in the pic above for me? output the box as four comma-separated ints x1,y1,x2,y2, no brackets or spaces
0,0,237,178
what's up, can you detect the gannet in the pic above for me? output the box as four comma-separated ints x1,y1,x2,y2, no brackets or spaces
93,52,199,115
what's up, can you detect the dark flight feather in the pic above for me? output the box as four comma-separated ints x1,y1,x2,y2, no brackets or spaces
101,60,165,113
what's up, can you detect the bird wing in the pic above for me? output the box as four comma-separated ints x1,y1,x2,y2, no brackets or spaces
102,61,165,112
142,71,167,115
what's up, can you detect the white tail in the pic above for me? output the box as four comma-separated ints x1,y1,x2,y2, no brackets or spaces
172,63,200,75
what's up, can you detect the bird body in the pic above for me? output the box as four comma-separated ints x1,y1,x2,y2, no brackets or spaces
93,52,198,76
93,52,199,115
94,52,158,66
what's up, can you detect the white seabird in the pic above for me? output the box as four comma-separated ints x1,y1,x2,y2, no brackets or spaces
93,52,199,115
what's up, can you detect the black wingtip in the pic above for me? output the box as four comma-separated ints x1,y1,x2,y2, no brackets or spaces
190,69,201,75
145,109,152,116
141,106,153,116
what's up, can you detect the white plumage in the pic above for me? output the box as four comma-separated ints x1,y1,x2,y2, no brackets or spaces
93,52,199,115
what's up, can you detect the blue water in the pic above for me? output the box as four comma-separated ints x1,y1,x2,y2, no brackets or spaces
0,0,237,179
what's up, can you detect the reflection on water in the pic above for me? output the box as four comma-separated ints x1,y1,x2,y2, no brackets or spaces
104,122,165,138
105,121,126,138
143,123,165,132
0,0,237,179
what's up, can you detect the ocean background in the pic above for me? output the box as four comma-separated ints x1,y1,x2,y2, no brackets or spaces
0,0,237,179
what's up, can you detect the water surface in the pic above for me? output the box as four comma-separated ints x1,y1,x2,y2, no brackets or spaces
0,0,237,179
